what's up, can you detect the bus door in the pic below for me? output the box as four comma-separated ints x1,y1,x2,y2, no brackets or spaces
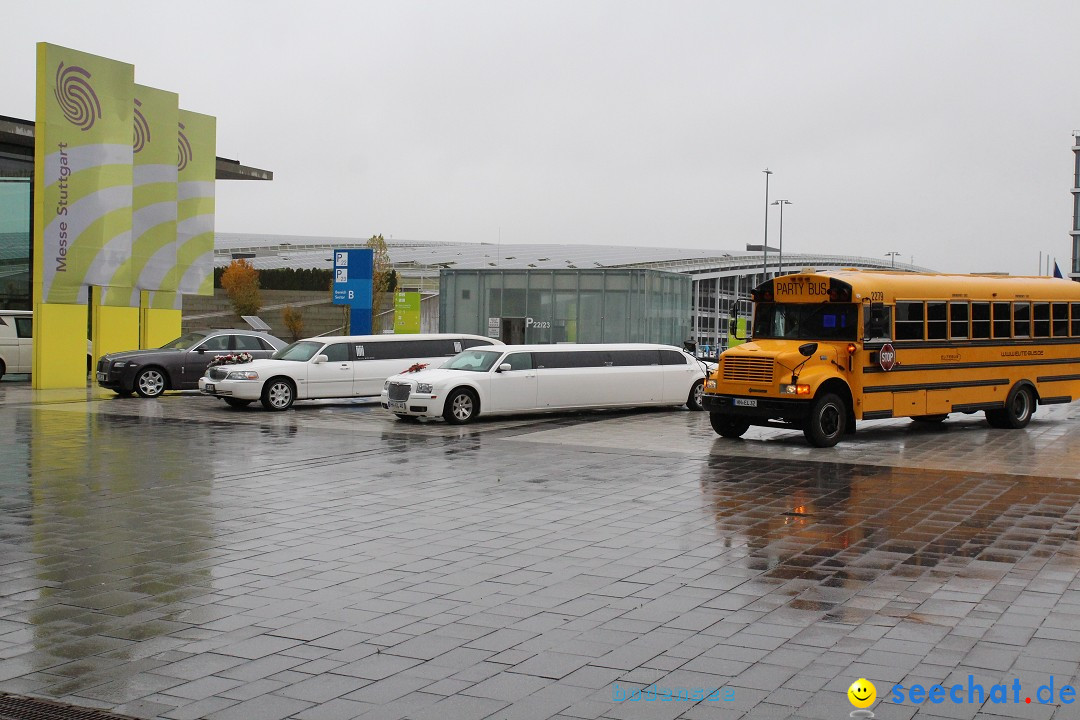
860,301,896,418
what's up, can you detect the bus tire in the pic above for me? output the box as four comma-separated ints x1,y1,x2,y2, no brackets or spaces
686,380,705,411
988,385,1034,429
912,414,948,424
804,392,847,447
444,388,479,424
710,412,749,438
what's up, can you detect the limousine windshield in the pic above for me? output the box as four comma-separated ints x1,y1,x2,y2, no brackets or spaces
272,341,324,361
443,349,502,372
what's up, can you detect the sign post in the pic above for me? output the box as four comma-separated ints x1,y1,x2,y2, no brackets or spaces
332,249,373,335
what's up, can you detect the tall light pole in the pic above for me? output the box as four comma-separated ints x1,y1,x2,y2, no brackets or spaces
771,199,791,276
762,169,773,280
885,251,900,268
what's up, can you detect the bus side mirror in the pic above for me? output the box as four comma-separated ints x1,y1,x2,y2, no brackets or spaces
798,342,818,357
729,318,751,340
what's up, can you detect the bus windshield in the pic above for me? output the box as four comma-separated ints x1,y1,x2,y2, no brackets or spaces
754,303,858,341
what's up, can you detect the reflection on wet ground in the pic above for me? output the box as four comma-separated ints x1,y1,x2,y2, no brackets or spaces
1,384,1079,719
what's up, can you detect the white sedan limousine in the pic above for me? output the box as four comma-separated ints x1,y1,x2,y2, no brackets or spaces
198,333,502,410
380,343,708,424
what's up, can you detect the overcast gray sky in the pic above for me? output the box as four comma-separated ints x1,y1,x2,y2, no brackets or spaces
5,1,1080,273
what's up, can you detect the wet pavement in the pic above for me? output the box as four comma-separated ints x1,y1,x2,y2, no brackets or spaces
2,379,1080,719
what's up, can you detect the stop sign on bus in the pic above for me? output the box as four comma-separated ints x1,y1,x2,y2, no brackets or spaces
879,343,896,371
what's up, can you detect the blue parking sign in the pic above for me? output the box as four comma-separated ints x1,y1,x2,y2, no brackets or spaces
332,249,373,334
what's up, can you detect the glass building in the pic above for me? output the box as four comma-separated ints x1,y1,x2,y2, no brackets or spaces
439,269,691,346
0,116,32,310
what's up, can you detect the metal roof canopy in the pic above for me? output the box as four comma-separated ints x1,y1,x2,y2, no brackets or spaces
0,114,272,181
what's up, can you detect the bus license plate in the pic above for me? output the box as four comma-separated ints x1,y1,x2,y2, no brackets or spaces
204,383,215,393
734,398,757,407
389,400,406,411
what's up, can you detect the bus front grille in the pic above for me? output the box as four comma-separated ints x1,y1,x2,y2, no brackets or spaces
722,356,774,384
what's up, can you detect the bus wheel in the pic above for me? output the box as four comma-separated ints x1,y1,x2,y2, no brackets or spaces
988,385,1034,429
804,392,847,447
710,413,749,438
912,414,948,423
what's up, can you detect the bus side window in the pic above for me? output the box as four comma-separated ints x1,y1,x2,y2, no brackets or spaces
971,303,991,339
864,303,892,341
927,302,947,340
1013,302,1031,338
1053,303,1069,337
949,302,969,339
1072,303,1080,336
993,302,1011,338
895,302,923,340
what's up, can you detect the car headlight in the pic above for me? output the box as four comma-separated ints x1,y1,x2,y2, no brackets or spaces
113,361,126,368
226,371,260,380
384,379,390,389
706,379,717,390
415,383,433,394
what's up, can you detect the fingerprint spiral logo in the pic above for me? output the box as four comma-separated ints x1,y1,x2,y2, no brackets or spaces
54,62,101,131
133,98,150,153
177,122,193,171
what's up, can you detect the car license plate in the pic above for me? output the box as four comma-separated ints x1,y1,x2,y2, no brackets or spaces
734,398,757,407
389,400,406,411
204,383,215,393
96,372,106,382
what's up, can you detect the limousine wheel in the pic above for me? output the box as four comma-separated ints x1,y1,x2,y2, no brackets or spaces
224,398,253,408
444,388,478,424
710,413,749,438
134,368,166,398
261,378,295,411
687,380,705,411
804,392,846,448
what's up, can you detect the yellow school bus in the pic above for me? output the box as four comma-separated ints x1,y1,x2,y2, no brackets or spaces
702,270,1080,447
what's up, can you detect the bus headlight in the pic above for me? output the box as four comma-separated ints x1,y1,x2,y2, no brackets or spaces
781,384,811,396
415,383,434,394
706,379,717,390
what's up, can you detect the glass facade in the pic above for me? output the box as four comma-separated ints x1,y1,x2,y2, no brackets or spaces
0,151,32,309
439,269,691,346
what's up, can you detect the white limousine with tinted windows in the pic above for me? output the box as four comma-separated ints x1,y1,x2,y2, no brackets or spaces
199,333,501,410
380,343,708,423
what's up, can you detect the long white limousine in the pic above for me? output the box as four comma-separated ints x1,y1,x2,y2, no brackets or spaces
199,333,501,410
380,343,708,423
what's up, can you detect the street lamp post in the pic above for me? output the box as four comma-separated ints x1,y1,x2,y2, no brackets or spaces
762,169,773,280
771,200,791,276
885,251,900,268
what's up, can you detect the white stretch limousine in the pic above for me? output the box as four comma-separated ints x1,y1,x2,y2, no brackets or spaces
199,333,501,410
380,343,708,424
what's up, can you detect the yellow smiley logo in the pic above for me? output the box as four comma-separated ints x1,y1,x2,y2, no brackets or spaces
847,678,876,708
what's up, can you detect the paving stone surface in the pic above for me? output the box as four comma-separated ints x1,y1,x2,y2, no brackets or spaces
2,382,1080,719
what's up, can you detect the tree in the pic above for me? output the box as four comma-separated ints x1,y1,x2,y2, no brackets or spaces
220,258,262,317
367,234,394,325
282,305,305,342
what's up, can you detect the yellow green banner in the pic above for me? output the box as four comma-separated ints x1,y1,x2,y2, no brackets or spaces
394,292,421,333
175,109,216,296
105,85,179,307
34,42,134,304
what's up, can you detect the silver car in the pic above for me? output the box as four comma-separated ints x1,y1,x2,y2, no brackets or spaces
96,329,286,398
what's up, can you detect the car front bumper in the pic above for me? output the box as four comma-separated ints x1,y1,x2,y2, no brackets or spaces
199,376,263,400
379,390,443,418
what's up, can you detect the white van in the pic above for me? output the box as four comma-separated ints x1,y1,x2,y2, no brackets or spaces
0,310,33,379
199,333,503,410
380,343,708,423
